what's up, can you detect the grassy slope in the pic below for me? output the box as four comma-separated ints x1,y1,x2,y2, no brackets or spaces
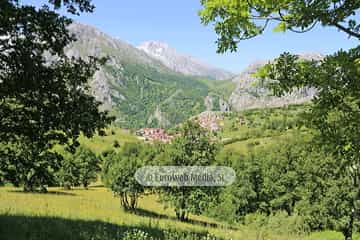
219,104,311,153
1,186,355,240
78,127,138,154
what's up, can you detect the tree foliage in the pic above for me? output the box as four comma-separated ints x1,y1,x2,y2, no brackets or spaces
0,0,112,191
199,1,359,238
199,0,360,53
56,153,80,190
102,143,148,211
258,46,360,240
159,121,220,221
56,146,99,190
74,146,100,189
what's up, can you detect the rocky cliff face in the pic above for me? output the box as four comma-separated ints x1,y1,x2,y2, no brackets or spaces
66,23,168,109
137,41,234,80
229,54,323,111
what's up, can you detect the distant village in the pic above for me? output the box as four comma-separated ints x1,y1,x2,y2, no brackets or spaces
195,111,223,132
135,111,223,143
135,128,174,143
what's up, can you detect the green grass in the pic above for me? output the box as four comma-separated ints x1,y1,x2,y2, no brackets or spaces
0,186,357,240
78,127,138,154
0,187,234,239
222,131,298,155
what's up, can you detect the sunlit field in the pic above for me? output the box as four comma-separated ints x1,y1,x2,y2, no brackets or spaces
1,186,358,240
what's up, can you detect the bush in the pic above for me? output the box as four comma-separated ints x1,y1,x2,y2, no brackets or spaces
244,211,309,236
101,149,114,158
98,129,107,136
113,140,120,148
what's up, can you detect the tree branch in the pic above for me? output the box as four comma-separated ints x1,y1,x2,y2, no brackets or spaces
289,21,318,34
249,16,282,21
333,22,360,39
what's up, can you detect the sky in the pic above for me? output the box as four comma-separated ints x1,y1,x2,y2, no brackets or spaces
25,0,358,73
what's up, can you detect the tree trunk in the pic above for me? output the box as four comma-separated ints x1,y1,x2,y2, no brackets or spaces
38,185,47,193
23,182,34,192
130,193,137,210
342,208,355,240
180,210,187,221
343,228,352,240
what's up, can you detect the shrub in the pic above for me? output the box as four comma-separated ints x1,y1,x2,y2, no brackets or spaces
244,211,309,236
113,140,120,148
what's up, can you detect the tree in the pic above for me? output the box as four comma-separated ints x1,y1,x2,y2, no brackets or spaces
74,146,100,189
258,48,360,240
159,121,220,221
209,150,265,222
103,143,146,211
0,141,62,192
0,0,113,191
199,0,360,53
56,155,80,190
56,146,99,190
261,137,308,216
199,1,359,239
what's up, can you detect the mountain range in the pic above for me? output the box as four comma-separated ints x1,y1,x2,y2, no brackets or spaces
66,23,233,128
137,41,233,80
66,22,321,128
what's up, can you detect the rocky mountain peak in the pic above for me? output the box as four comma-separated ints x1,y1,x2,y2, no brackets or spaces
137,41,234,80
138,41,170,55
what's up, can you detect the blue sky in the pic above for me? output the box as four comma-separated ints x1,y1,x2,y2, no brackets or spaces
26,0,358,73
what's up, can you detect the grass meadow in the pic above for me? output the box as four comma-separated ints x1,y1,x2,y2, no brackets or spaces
0,186,358,240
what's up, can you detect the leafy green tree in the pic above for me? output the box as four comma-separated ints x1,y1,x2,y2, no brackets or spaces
199,0,360,53
207,187,239,223
103,143,146,211
0,142,62,192
262,137,308,216
160,121,220,221
258,48,360,240
56,155,80,190
0,0,112,191
73,146,100,189
229,151,267,217
259,47,360,240
212,135,311,222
